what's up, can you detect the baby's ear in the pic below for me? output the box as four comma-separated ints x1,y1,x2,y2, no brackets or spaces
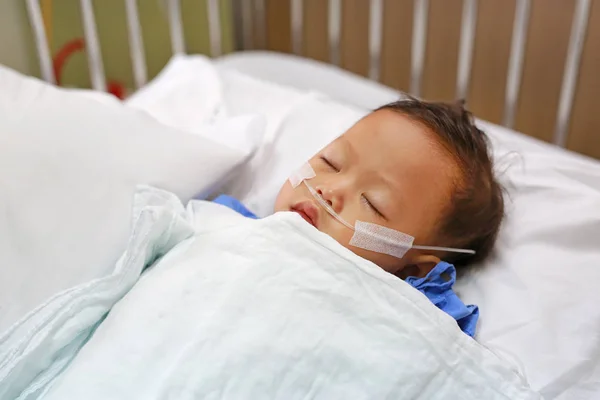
398,255,440,279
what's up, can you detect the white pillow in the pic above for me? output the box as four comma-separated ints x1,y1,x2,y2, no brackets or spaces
218,70,367,216
455,121,600,397
0,65,264,333
123,55,369,217
126,54,223,130
216,51,401,110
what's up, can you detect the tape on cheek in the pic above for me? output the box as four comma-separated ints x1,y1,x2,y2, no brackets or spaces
289,162,316,188
349,221,415,259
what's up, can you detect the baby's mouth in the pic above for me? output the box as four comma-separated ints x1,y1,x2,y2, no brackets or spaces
291,201,319,228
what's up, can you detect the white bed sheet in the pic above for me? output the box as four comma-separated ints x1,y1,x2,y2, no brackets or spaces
126,51,600,399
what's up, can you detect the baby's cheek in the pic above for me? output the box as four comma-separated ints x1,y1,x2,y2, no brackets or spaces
332,226,354,248
318,222,353,252
273,182,294,213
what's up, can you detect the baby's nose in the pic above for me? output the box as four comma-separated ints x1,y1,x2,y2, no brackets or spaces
316,188,333,207
316,186,346,215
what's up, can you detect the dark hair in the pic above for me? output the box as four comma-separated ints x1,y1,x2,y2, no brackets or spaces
377,98,505,267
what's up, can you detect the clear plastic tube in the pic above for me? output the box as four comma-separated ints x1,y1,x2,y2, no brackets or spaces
303,181,354,230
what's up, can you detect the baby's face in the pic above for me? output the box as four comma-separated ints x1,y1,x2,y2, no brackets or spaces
274,109,458,276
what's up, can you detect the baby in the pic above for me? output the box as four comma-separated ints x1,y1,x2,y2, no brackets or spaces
215,98,504,336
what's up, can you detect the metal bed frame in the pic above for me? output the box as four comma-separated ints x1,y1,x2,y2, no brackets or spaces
25,0,592,148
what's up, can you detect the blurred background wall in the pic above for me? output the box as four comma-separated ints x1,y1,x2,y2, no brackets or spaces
261,0,600,159
1,0,599,159
0,1,36,76
0,0,234,90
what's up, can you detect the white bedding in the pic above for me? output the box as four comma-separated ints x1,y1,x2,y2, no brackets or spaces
20,187,536,400
125,52,600,399
216,52,400,110
0,187,196,399
0,64,264,334
3,50,595,399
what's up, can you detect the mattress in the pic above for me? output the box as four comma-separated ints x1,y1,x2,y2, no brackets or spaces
215,51,600,170
216,51,401,110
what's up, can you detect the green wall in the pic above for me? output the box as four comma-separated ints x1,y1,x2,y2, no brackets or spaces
47,0,234,89
0,1,36,76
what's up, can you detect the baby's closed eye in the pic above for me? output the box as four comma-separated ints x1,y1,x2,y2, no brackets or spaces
361,194,386,220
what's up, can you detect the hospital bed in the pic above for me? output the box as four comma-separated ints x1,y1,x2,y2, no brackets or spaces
4,0,600,399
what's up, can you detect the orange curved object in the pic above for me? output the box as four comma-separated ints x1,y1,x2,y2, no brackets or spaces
53,38,126,100
53,38,85,85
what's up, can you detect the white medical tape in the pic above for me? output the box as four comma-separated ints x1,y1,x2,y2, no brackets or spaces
350,221,413,259
289,162,316,188
288,162,475,258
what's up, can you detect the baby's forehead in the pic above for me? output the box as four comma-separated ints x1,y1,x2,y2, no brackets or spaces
336,110,449,167
332,110,458,200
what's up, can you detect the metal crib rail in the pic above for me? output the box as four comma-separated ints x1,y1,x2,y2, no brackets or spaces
456,0,477,102
79,0,106,91
368,0,384,82
291,0,303,55
25,0,54,84
124,0,147,89
503,0,531,130
554,0,591,147
23,0,593,150
410,0,429,98
328,0,342,67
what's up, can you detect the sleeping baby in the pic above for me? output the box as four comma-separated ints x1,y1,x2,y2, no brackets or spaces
214,98,504,337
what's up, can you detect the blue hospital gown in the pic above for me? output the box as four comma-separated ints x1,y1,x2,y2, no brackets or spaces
212,194,479,337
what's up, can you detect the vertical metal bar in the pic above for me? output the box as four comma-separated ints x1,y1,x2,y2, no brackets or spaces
25,0,55,84
503,0,531,129
411,0,428,97
329,0,342,66
231,0,245,51
291,0,303,55
207,0,222,56
368,0,384,81
456,0,477,100
554,0,591,148
124,0,147,89
241,0,254,49
167,0,185,54
255,0,266,49
79,0,106,91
